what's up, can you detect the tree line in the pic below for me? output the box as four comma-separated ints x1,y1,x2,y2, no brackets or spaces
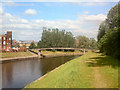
97,3,120,59
29,28,97,49
37,28,75,48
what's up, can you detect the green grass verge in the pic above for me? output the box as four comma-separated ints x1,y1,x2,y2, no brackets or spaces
1,51,33,58
33,50,83,56
25,51,118,88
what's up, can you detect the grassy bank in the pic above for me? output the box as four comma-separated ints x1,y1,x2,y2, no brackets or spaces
1,50,82,60
25,51,118,88
1,51,33,58
34,50,83,57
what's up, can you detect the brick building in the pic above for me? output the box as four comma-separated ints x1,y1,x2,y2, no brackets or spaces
0,31,12,51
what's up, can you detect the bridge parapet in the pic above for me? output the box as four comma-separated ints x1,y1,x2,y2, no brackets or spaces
29,48,85,51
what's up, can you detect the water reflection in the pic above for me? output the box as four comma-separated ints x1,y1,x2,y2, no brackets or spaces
2,55,78,88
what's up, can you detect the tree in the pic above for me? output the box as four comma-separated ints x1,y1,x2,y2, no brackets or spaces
90,38,97,49
97,3,120,41
97,20,109,41
37,28,75,48
75,36,91,49
29,42,36,49
98,28,119,58
97,3,120,59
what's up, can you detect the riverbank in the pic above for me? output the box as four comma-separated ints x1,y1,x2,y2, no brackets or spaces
0,51,83,63
40,50,83,58
1,51,33,58
0,51,38,63
25,51,118,88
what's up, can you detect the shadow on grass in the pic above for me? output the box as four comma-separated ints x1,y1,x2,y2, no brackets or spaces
86,53,119,68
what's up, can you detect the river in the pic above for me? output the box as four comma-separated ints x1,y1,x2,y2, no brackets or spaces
2,55,79,89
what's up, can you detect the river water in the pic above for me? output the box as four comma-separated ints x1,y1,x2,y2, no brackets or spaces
2,55,79,89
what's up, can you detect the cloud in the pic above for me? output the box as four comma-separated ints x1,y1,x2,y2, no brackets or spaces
24,9,37,16
0,3,3,14
84,11,89,14
2,8,106,41
2,0,118,2
83,14,106,22
1,2,107,40
0,8,3,14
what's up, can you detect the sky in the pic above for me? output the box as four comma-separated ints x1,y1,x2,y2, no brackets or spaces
0,1,118,41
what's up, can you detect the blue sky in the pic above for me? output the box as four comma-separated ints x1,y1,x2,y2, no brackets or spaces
3,2,117,20
1,2,118,41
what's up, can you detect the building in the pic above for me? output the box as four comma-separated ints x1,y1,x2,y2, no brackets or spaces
0,31,12,51
12,39,19,47
18,40,37,48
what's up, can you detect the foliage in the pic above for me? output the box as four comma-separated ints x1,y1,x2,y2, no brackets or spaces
97,20,109,41
98,28,119,58
76,36,90,48
97,3,120,59
76,36,97,49
37,28,75,48
98,3,120,41
37,28,97,49
29,42,36,49
90,38,97,49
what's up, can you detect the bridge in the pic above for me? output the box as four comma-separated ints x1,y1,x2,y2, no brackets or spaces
28,48,88,58
29,48,88,51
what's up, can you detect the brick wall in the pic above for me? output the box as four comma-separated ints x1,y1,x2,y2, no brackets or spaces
0,31,12,51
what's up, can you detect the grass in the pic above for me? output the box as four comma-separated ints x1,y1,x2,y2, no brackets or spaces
33,50,83,56
1,50,82,59
1,51,33,58
25,51,118,88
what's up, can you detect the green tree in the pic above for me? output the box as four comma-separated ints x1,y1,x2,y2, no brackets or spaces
76,36,91,49
90,38,97,49
97,20,109,41
97,3,120,41
29,42,36,49
37,28,75,48
97,3,120,59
